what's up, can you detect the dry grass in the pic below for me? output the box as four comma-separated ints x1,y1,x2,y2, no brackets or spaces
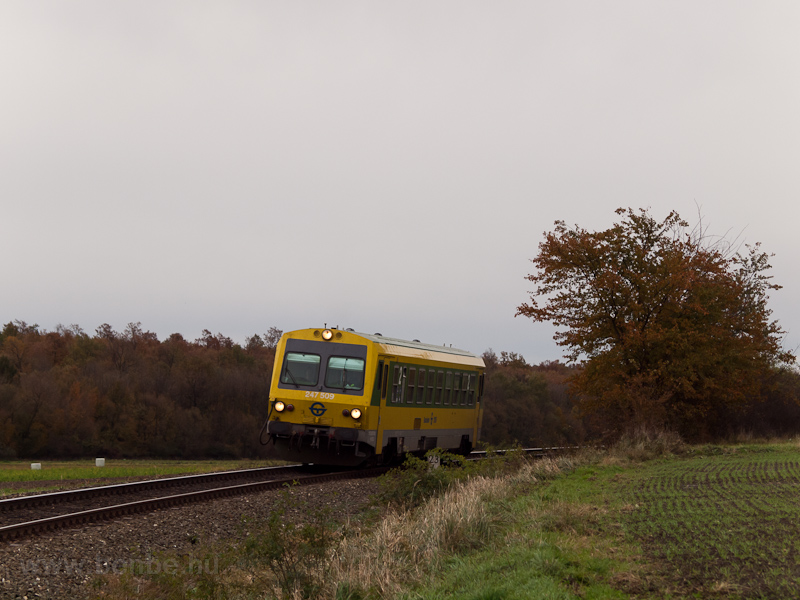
329,475,508,597
610,427,685,461
508,455,571,483
327,457,572,599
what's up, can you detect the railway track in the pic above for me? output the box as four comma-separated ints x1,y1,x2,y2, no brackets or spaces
0,465,307,517
0,447,567,542
0,465,389,542
470,446,553,459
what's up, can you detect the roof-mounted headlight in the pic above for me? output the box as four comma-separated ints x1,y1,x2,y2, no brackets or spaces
322,329,334,341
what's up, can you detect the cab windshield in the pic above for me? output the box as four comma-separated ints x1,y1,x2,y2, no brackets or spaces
281,352,320,386
277,338,368,395
325,356,365,390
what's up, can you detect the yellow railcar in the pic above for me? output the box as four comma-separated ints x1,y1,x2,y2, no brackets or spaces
264,327,485,466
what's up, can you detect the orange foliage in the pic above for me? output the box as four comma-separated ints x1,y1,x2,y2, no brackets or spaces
0,322,281,458
517,208,795,439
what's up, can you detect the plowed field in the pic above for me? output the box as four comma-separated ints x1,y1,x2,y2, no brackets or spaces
621,446,800,598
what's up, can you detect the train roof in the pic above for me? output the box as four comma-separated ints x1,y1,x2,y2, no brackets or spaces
350,330,482,360
283,328,485,367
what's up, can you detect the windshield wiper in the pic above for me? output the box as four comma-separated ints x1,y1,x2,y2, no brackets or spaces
284,366,300,388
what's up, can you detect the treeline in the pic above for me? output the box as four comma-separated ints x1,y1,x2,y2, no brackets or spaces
2,319,798,459
479,349,800,444
480,350,586,448
0,321,281,459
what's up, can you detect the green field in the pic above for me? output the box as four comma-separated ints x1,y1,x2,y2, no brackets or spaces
618,444,800,598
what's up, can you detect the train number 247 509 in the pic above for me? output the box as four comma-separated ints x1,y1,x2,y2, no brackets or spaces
305,391,335,400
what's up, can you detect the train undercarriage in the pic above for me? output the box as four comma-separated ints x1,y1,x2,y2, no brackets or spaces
266,421,473,467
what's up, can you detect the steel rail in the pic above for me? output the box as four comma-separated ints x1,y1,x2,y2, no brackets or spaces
468,446,577,458
0,466,389,542
0,464,304,513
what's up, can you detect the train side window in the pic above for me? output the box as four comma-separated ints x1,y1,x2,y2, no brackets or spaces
453,373,461,405
478,373,485,400
392,366,404,403
417,369,426,404
444,372,453,405
405,368,417,404
435,371,444,404
466,374,475,405
427,370,435,404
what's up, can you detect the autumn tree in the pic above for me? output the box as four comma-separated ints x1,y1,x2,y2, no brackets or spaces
516,208,795,438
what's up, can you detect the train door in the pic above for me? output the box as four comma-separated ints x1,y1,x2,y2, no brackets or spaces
374,357,393,458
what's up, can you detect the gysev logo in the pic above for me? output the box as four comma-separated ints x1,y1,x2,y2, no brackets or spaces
309,402,326,416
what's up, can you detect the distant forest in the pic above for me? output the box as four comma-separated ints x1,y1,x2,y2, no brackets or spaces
1,320,799,459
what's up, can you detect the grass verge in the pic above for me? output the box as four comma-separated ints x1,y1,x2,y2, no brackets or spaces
333,455,633,600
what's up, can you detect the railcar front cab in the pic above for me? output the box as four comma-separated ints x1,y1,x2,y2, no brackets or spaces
267,328,375,466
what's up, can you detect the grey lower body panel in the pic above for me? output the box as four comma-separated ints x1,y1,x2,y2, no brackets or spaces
381,427,473,453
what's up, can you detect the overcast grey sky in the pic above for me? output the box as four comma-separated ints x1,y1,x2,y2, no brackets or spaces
2,2,799,364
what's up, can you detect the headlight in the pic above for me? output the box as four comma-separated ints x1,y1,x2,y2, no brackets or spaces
322,329,333,340
350,408,362,420
274,401,286,412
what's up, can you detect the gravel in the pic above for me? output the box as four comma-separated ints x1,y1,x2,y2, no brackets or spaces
0,477,380,599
